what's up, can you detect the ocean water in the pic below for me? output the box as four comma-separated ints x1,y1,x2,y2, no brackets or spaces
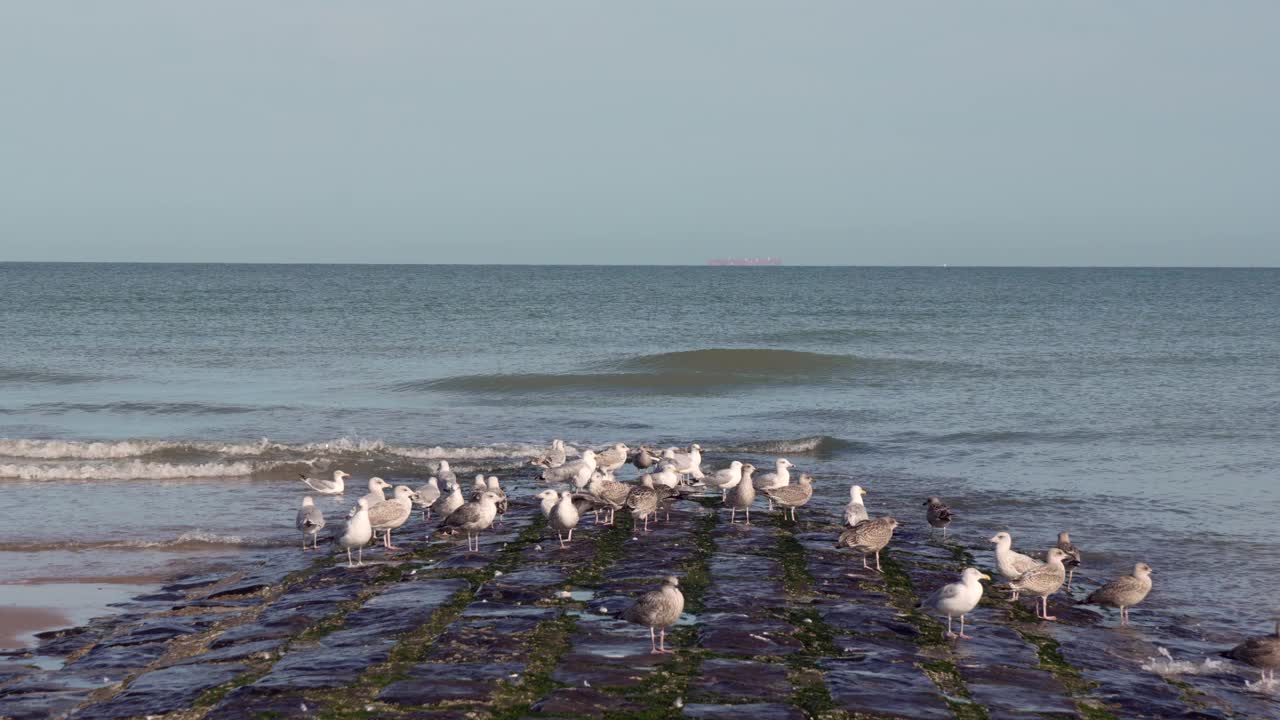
1,263,1277,648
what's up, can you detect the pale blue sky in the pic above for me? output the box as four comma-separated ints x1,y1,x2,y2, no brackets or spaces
1,2,1277,265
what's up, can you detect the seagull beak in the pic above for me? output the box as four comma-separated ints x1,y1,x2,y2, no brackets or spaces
980,574,991,581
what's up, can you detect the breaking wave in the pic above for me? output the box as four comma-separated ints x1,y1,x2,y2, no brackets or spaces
713,435,872,456
0,460,266,481
0,367,116,386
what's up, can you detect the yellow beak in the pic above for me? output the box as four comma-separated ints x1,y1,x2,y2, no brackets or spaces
980,574,991,581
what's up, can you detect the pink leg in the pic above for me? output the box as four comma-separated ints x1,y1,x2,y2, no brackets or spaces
959,614,972,640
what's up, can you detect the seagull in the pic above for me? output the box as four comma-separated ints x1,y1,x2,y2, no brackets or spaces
367,485,418,550
924,496,952,537
539,449,597,489
642,462,681,490
295,497,325,550
469,473,488,497
1010,548,1068,621
835,517,899,572
435,460,457,488
486,476,509,525
334,499,373,567
664,444,704,480
536,489,560,517
922,567,990,639
626,476,660,532
631,446,661,470
532,439,568,468
753,458,794,510
300,470,349,495
989,532,1042,601
763,474,814,521
414,478,441,520
549,491,581,548
704,461,743,500
439,491,501,552
622,576,685,654
723,463,757,525
1086,562,1153,625
358,477,392,508
1056,532,1083,590
586,470,631,525
844,485,868,527
595,443,630,473
1222,620,1280,685
431,482,464,522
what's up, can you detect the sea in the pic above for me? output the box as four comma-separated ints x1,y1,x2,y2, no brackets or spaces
0,263,1277,654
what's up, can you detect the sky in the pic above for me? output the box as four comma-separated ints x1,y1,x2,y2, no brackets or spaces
1,2,1277,266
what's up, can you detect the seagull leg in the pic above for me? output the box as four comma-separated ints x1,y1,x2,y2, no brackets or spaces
946,614,956,639
568,528,574,541
657,627,674,654
729,509,736,524
875,551,882,572
302,536,307,551
1066,567,1074,590
959,614,972,640
650,626,659,654
862,554,871,571
357,546,364,566
744,508,751,527
1041,596,1057,621
347,547,354,567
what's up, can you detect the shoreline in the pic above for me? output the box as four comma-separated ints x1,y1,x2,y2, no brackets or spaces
0,581,164,650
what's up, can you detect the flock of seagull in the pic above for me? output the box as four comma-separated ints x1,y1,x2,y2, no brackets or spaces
294,440,1279,680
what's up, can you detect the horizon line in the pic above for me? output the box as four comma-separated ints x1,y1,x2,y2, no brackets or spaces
1,260,1279,269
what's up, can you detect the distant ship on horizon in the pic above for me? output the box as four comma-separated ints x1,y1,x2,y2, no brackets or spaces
707,257,782,266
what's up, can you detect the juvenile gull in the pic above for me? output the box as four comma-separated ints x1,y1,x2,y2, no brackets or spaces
1056,532,1083,590
334,498,373,567
724,463,757,525
753,458,794,510
439,491,500,551
431,482,464,522
1010,548,1068,620
368,485,418,550
300,470,349,495
295,497,325,550
924,496,953,537
549,490,581,548
539,449,597,488
1086,562,1153,625
631,446,661,470
587,470,631,525
626,476,660,532
532,439,568,468
1222,620,1280,684
989,532,1042,601
622,576,685,654
844,485,869,527
922,567,990,640
435,460,458,488
595,443,630,473
359,477,392,507
704,461,743,500
835,517,899,572
414,477,441,520
764,474,814,521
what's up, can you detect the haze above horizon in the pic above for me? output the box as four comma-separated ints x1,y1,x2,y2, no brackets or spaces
1,2,1277,266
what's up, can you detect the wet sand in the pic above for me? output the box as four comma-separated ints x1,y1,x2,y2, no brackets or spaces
0,581,162,649
0,606,70,650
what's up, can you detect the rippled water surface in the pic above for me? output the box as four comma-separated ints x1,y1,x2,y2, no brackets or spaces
1,263,1277,646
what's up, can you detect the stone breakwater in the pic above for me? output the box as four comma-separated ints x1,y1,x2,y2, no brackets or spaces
0,470,1274,719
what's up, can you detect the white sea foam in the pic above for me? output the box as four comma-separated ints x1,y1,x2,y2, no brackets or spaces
0,436,548,463
0,460,262,481
1141,647,1228,677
